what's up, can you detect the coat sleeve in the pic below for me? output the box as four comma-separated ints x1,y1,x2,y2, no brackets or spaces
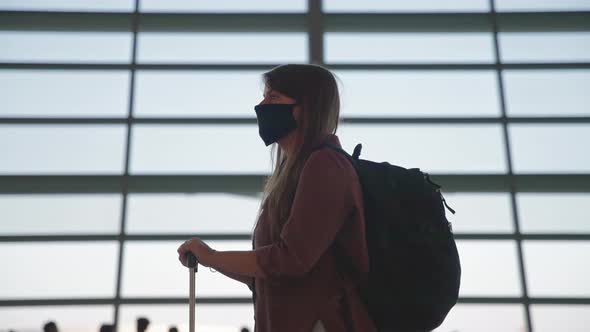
253,149,355,279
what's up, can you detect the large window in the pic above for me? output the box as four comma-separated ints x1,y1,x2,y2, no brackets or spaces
1,0,589,331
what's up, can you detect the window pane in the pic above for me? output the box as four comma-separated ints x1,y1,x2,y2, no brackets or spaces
524,241,590,297
0,70,130,117
518,193,590,233
500,32,590,63
338,124,507,173
497,0,590,12
442,193,513,233
531,305,590,332
324,0,489,12
119,304,253,332
127,193,261,234
325,33,494,63
137,33,307,63
434,304,525,332
0,194,121,235
122,241,252,297
134,71,261,117
0,306,113,332
504,70,590,116
0,0,132,11
0,125,127,174
0,31,132,63
140,0,305,12
130,125,271,174
456,241,522,296
0,242,118,298
509,124,590,173
335,70,500,117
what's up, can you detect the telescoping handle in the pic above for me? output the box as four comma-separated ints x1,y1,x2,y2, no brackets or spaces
186,252,198,332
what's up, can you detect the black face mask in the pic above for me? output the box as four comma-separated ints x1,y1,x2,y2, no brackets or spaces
254,103,298,146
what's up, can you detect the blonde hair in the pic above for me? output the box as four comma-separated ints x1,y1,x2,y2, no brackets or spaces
253,64,342,240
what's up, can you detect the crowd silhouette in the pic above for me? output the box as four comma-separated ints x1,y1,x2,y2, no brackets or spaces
16,317,253,332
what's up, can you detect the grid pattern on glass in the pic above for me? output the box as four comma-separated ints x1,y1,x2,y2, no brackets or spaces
0,194,121,235
433,304,526,332
324,0,490,12
496,0,590,12
130,124,272,174
508,124,590,173
0,306,114,332
504,69,590,117
0,242,118,299
0,70,130,117
518,193,590,233
134,71,263,117
119,304,254,332
0,0,133,11
456,241,522,297
122,241,252,297
325,33,495,63
1,2,589,331
442,193,513,233
140,0,306,12
126,193,261,234
334,70,501,117
137,33,308,64
524,241,590,297
499,32,590,63
337,124,507,173
531,305,590,332
0,125,127,174
0,31,133,64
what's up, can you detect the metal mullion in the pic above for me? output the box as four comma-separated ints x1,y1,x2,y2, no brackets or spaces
1,174,590,193
2,296,590,307
0,234,252,242
3,116,590,125
308,0,323,64
3,62,590,70
0,12,306,32
112,0,139,329
3,233,590,243
0,297,253,307
0,63,280,70
490,1,533,331
459,297,590,305
2,11,590,32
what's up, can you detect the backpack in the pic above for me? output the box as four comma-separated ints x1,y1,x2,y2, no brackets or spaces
317,142,461,332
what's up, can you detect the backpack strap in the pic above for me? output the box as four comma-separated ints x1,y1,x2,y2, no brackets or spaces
313,142,362,162
314,141,366,332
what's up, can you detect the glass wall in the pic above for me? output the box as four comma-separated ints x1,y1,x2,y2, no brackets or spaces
1,0,589,331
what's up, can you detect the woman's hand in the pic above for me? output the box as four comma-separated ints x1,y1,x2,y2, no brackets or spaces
177,237,216,268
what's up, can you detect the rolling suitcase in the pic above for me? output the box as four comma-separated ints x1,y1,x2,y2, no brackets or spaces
186,252,198,332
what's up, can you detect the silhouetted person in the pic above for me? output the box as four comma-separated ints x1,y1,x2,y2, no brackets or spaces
43,321,58,332
137,317,150,332
99,324,114,332
240,327,250,332
169,327,178,332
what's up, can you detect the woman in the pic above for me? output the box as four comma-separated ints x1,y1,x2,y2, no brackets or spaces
177,64,376,332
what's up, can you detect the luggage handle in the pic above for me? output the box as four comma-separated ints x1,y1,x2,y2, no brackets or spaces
186,253,198,332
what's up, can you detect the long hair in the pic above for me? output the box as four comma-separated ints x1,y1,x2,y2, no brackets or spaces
253,64,341,240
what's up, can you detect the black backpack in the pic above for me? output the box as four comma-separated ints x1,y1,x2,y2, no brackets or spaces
318,142,461,332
